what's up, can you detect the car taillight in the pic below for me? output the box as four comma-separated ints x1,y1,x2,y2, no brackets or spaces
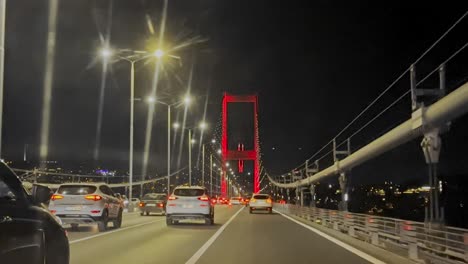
139,202,145,207
250,198,256,203
266,198,272,204
50,210,56,214
90,210,101,213
158,203,164,207
198,196,209,201
51,194,63,201
85,195,102,201
168,196,178,200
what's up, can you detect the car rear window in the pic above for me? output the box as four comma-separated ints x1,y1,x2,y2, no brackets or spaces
174,188,205,197
57,185,96,195
143,194,166,200
253,194,269,200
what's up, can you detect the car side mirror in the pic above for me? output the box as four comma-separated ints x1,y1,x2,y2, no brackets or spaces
32,184,52,205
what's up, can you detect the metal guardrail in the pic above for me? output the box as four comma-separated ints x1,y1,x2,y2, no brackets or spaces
275,204,468,263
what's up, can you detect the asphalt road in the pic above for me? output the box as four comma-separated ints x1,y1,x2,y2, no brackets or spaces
68,205,382,264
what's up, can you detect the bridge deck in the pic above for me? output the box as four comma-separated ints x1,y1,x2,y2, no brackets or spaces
69,205,383,264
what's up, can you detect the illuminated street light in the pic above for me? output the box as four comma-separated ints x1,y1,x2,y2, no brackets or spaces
146,96,156,104
191,139,196,144
247,172,251,176
226,162,230,167
100,48,112,58
199,122,207,130
154,49,164,58
173,122,180,129
217,149,222,154
211,139,216,144
213,163,216,167
183,95,191,105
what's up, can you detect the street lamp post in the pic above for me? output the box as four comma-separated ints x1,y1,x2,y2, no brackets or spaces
188,128,192,186
202,143,205,187
129,61,135,201
100,48,162,203
210,154,213,196
167,105,171,195
146,96,190,195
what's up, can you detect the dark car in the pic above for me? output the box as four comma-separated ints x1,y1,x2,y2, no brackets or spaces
139,193,167,216
0,162,69,264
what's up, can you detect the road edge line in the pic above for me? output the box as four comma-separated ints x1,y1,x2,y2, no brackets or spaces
275,210,386,264
69,219,164,244
185,206,244,264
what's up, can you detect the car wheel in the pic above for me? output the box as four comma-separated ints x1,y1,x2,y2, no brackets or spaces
166,217,172,226
45,236,69,264
249,208,253,214
140,212,144,216
146,211,150,216
113,209,123,228
70,223,79,231
268,208,273,214
97,210,108,232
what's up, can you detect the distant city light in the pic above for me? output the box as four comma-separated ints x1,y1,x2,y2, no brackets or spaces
173,122,180,129
328,184,332,189
217,149,222,154
211,139,216,144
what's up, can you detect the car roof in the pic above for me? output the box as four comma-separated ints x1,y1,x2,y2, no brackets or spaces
144,193,166,195
58,182,107,187
174,185,205,190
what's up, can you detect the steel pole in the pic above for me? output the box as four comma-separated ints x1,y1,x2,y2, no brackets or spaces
202,144,205,187
188,129,192,186
210,154,213,196
167,105,171,195
129,62,135,200
0,0,5,158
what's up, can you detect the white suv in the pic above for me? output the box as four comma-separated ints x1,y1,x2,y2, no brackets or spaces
166,186,214,225
249,194,273,214
48,183,124,232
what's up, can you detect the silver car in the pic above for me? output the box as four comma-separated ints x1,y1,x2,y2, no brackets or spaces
48,183,124,232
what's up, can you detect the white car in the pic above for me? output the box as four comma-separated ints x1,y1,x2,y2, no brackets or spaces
229,197,242,205
166,185,214,225
48,183,124,231
249,194,273,214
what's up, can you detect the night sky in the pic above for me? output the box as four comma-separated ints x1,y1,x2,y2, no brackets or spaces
3,1,468,185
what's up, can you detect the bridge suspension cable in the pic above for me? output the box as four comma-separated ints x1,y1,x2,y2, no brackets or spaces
275,10,468,179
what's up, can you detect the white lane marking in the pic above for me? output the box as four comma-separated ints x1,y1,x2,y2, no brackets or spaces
275,210,386,264
69,219,164,244
185,206,244,264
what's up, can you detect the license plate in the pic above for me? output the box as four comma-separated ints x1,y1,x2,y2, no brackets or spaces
182,204,193,209
65,206,81,211
146,204,156,207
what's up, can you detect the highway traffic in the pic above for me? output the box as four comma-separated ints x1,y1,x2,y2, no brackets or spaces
67,205,379,264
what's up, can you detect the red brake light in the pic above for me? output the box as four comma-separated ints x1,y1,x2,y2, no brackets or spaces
158,203,164,207
50,210,56,214
139,202,145,207
168,196,178,200
266,198,272,204
90,210,101,213
85,195,102,201
51,194,63,201
198,196,209,201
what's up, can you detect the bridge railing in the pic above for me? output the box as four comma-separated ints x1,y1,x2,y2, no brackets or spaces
274,203,468,263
